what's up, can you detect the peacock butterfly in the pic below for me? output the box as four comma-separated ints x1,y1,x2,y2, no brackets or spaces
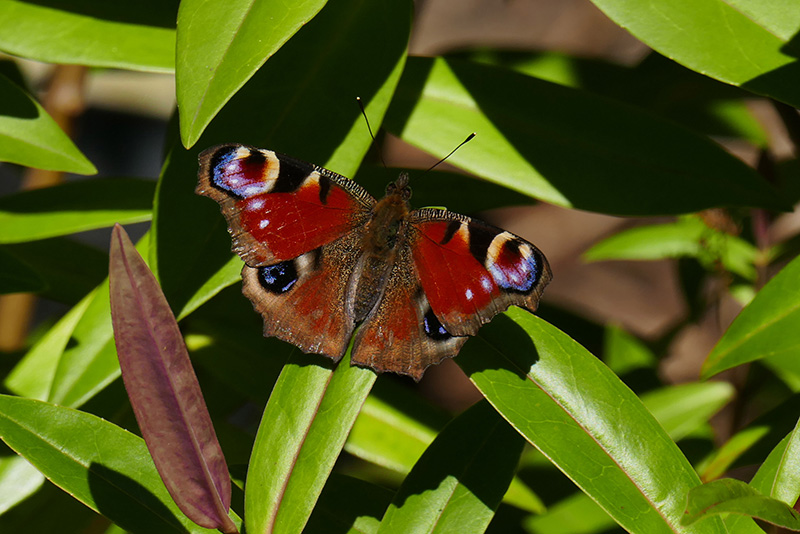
196,144,552,380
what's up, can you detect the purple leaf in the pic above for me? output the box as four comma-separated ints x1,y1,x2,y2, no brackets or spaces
109,224,237,534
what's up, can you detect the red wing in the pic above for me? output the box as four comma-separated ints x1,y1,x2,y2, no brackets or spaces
241,229,365,361
197,144,375,267
351,244,467,381
408,209,552,337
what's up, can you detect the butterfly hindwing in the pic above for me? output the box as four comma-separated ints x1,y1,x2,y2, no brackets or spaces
351,242,468,380
196,144,375,266
241,229,365,360
409,209,551,337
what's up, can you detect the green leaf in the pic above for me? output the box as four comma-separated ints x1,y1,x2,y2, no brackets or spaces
703,253,800,378
154,0,410,314
245,352,376,534
724,417,800,533
176,0,329,146
0,74,96,174
4,294,92,400
698,393,800,482
683,478,800,529
377,400,524,534
456,310,726,533
0,1,177,72
0,248,45,294
590,0,800,108
603,324,657,375
584,217,760,280
640,382,734,442
524,493,616,534
19,232,151,409
0,455,44,515
0,178,154,243
0,395,240,533
176,255,241,321
384,57,784,216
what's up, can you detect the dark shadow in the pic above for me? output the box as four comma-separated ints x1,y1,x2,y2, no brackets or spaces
304,474,393,534
0,72,39,120
17,0,178,29
457,314,540,380
0,237,108,305
88,462,189,533
739,28,800,111
0,177,155,213
450,49,759,142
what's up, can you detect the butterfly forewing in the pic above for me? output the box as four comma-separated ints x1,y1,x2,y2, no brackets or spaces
197,144,374,266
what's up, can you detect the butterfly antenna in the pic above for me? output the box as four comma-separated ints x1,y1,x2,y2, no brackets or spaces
356,97,388,169
424,132,476,173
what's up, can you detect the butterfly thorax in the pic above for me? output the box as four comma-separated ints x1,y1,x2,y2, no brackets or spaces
349,174,412,322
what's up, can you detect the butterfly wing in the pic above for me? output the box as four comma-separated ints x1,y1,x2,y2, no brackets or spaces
197,144,375,266
350,243,468,380
351,208,551,380
409,208,551,337
409,209,551,337
197,144,376,360
241,229,365,360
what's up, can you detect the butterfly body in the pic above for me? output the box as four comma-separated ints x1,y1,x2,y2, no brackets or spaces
197,144,551,380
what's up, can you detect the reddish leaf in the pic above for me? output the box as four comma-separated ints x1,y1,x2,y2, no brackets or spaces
109,224,237,534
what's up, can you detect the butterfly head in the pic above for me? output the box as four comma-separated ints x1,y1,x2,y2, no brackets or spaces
386,172,412,202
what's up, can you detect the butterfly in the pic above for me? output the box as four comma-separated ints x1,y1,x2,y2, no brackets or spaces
196,144,552,380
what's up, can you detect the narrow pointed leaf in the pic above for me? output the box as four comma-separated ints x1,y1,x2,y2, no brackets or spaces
456,310,726,534
585,217,760,280
0,395,240,534
590,0,800,108
0,1,176,72
0,73,96,174
0,178,155,244
176,0,328,146
603,324,657,375
377,400,524,534
640,382,734,442
4,294,92,400
384,57,783,215
723,415,800,531
0,455,44,515
703,253,800,378
245,352,376,534
44,233,151,409
698,394,800,482
683,478,800,529
109,224,236,534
